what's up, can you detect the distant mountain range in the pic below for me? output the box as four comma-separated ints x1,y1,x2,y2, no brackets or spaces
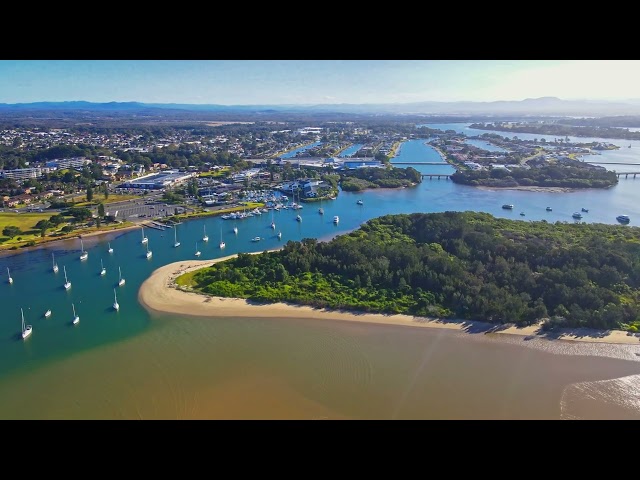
2,97,640,117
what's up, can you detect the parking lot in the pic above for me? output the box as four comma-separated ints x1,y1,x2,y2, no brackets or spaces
108,201,187,221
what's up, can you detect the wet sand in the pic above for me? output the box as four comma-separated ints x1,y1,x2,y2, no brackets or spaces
138,255,640,345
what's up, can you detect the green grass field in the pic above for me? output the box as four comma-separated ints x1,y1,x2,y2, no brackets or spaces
175,270,198,288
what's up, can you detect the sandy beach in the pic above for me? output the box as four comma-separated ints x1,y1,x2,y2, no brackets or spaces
138,255,640,345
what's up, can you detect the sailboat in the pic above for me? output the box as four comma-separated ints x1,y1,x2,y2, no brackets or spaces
296,214,302,222
108,242,113,254
118,266,125,286
219,228,226,249
173,226,181,248
72,303,79,325
63,265,71,290
100,259,106,276
140,226,148,244
277,231,282,240
318,197,324,215
113,288,120,311
271,210,276,230
21,308,32,339
195,242,201,257
79,238,88,260
7,267,13,284
203,225,209,242
233,225,238,235
146,242,152,259
52,252,59,273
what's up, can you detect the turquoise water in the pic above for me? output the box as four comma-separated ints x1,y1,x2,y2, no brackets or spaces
338,144,364,157
280,141,322,158
2,135,640,418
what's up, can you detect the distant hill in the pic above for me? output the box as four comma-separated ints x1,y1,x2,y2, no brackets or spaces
1,97,640,117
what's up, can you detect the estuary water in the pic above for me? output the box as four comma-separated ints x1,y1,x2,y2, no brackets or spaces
2,131,640,419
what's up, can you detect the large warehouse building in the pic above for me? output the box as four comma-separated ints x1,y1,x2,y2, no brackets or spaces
117,170,195,190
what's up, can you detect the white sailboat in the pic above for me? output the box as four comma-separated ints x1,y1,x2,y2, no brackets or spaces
72,303,79,325
271,211,276,230
140,226,148,244
195,242,201,257
219,228,226,249
173,226,180,248
318,197,324,215
118,266,125,286
52,252,59,273
113,288,120,311
233,225,238,235
108,242,113,254
79,238,88,260
146,242,152,259
63,265,71,290
21,308,32,339
7,267,13,284
100,259,106,276
203,225,209,242
296,214,302,222
277,231,282,240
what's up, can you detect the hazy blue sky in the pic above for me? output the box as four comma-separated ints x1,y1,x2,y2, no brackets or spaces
1,60,638,105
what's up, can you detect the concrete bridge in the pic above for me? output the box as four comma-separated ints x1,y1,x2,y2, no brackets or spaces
616,172,640,178
421,174,452,179
392,162,451,165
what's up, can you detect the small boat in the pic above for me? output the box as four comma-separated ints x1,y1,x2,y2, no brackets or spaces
572,212,583,219
251,237,261,242
140,226,148,244
546,207,552,211
52,252,59,273
108,242,113,254
357,199,364,205
63,265,71,290
277,231,282,240
520,212,525,216
118,266,125,286
7,267,13,284
203,225,209,243
79,238,88,261
502,204,514,210
220,228,225,249
333,216,339,224
581,208,589,213
617,214,631,224
233,226,238,235
21,308,32,340
72,303,79,325
146,242,152,259
173,226,180,248
113,289,119,311
44,309,51,318
195,242,201,257
296,215,302,222
100,259,106,276
318,208,324,215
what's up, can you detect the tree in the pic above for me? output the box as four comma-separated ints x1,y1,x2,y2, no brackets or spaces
86,185,94,202
104,183,109,200
2,225,21,238
98,203,105,218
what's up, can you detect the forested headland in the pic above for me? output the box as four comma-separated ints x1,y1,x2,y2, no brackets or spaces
183,212,640,332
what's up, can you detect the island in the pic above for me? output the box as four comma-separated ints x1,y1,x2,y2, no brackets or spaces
158,212,640,335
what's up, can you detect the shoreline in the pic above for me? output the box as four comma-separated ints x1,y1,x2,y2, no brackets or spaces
138,256,640,346
474,185,580,193
0,223,141,258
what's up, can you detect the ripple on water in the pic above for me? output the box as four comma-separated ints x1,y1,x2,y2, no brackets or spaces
561,374,640,419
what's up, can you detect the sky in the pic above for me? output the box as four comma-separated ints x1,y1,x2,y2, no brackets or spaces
1,60,639,105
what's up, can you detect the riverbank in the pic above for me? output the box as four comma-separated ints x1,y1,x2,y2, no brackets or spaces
138,256,640,345
475,185,579,193
0,223,140,258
